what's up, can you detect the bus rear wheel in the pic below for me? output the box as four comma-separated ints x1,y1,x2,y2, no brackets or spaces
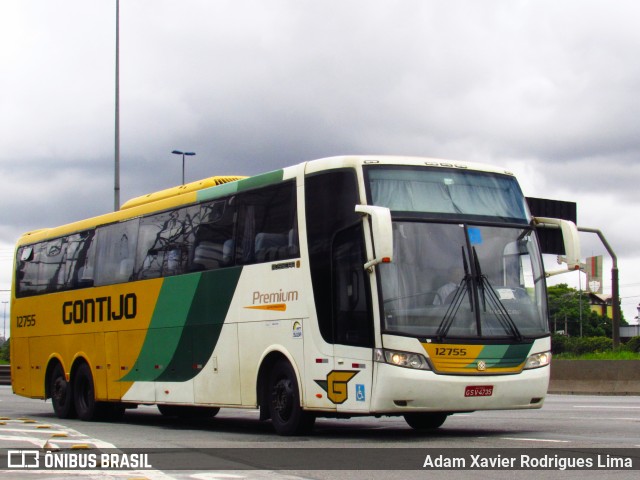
50,363,76,419
73,363,125,421
268,360,315,436
73,363,98,421
403,412,449,430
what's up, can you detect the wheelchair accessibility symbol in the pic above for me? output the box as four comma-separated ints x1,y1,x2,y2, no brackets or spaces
355,384,366,402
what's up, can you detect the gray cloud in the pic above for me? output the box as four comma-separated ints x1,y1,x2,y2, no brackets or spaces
1,0,640,318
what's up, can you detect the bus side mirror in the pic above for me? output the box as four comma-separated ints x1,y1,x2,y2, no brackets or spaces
355,205,393,271
534,216,581,275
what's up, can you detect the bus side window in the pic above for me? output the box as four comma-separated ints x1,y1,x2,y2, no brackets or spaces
15,231,96,297
76,231,96,288
134,207,198,279
94,219,140,286
16,244,44,297
191,200,235,271
41,239,67,293
16,240,68,296
235,181,297,265
62,231,94,290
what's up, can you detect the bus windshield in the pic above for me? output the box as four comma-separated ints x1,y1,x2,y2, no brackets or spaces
366,166,547,340
368,165,529,223
378,222,548,339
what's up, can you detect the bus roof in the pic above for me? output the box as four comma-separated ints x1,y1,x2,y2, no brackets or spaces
17,175,244,246
16,156,515,246
303,155,515,176
120,176,246,210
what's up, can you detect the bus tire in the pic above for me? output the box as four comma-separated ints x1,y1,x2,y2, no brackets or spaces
157,404,220,418
50,363,76,419
73,363,98,421
268,360,315,436
403,412,448,430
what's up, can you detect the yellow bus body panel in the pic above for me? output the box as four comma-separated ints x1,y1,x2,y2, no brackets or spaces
11,279,163,400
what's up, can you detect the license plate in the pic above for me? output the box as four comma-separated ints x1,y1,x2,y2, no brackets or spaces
464,385,494,397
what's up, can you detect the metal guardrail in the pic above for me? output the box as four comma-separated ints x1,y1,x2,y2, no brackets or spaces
621,325,640,339
0,365,10,386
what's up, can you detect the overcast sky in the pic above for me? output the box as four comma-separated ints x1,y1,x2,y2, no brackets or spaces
1,0,639,328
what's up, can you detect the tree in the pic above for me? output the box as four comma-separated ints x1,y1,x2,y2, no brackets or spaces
547,284,625,337
0,338,9,362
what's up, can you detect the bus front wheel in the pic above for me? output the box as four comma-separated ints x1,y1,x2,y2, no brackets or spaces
403,412,449,430
50,363,76,419
268,360,315,436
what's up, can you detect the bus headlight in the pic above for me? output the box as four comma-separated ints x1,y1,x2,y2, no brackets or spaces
524,351,551,370
374,348,431,370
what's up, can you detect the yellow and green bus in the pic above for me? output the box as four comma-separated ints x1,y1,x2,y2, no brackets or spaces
10,156,580,435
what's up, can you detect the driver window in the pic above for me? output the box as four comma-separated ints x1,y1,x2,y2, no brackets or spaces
332,224,373,347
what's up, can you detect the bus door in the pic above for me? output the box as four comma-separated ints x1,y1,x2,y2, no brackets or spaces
304,168,373,412
331,224,374,413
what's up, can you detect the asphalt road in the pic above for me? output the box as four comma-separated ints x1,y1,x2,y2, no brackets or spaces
1,385,639,479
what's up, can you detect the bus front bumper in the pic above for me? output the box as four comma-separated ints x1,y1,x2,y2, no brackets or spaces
370,362,549,414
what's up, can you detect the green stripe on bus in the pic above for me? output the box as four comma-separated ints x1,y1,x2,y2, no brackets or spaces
120,274,201,382
121,268,242,382
156,267,242,381
197,181,240,202
498,343,533,367
236,170,284,191
465,343,532,369
196,169,284,202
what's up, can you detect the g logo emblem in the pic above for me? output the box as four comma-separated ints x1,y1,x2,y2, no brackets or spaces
315,370,359,404
477,361,487,371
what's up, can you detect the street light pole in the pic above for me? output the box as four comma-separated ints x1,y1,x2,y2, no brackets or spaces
114,0,120,211
171,150,196,184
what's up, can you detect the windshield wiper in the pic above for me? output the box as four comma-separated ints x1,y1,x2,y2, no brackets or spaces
472,247,523,342
436,247,473,341
436,245,524,342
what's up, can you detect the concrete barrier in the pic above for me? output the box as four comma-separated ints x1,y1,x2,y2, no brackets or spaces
0,365,10,386
549,359,640,395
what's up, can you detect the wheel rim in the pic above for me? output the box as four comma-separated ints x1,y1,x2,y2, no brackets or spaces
52,375,67,406
272,377,294,421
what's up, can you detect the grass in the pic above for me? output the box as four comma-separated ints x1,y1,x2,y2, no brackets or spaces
554,350,640,360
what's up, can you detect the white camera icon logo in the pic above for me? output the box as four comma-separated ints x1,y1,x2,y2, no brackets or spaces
7,450,40,469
